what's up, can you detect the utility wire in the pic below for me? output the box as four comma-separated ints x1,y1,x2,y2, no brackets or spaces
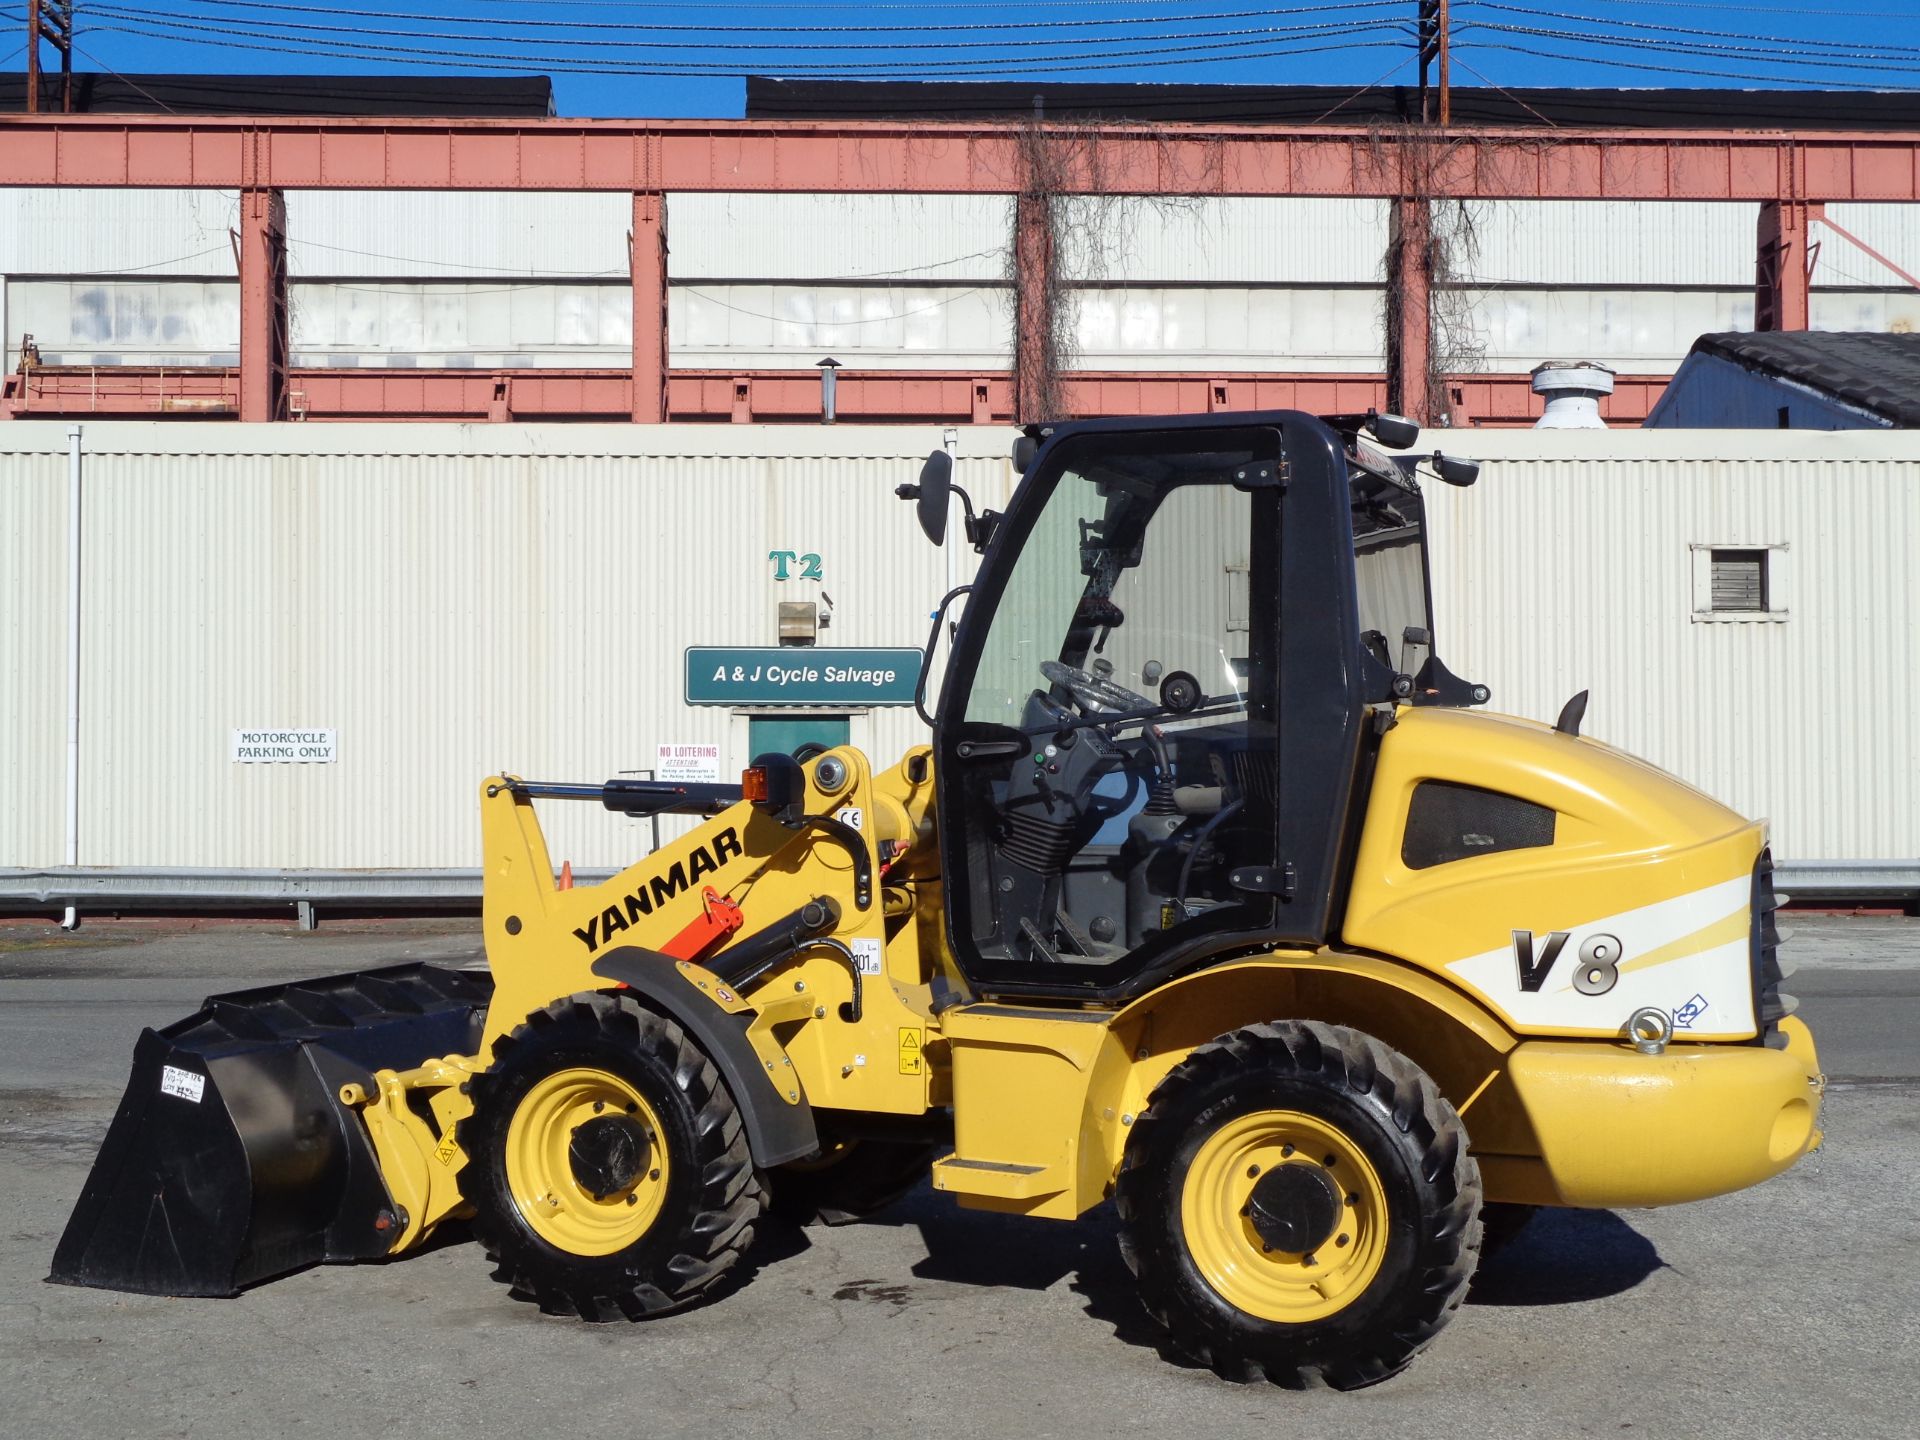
110,0,1409,39
80,18,1414,78
1457,39,1920,92
83,5,1406,60
679,285,988,326
1471,2,1920,60
1463,20,1920,78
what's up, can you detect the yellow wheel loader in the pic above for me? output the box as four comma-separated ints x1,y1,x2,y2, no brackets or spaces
52,410,1823,1387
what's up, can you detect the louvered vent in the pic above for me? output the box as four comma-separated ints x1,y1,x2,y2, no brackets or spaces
1710,549,1768,612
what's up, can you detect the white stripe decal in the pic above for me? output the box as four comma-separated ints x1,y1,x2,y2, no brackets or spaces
1444,874,1755,1035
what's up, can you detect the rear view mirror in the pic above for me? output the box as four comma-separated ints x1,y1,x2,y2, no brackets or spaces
1012,435,1038,475
1431,452,1481,487
1367,412,1421,449
915,450,953,545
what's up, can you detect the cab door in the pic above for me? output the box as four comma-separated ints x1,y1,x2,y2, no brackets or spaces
934,426,1288,1000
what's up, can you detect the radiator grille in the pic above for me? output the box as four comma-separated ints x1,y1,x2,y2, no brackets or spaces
1751,847,1795,1046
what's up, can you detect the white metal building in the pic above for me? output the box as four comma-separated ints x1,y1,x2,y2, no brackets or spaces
1,420,1913,911
8,189,1920,378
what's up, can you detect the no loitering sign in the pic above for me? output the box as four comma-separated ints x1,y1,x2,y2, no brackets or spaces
232,727,338,763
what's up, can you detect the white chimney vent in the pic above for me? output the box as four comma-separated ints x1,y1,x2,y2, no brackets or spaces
1531,360,1616,429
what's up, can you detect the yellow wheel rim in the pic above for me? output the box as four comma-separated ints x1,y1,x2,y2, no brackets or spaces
504,1067,670,1256
1179,1109,1390,1324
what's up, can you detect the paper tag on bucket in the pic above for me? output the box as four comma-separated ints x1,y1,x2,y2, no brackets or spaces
160,1065,206,1104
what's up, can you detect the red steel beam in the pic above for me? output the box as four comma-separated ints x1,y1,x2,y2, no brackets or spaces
1756,198,1821,331
631,191,668,423
237,187,289,422
1,366,1664,427
1386,197,1434,424
1013,192,1054,424
5,116,1920,200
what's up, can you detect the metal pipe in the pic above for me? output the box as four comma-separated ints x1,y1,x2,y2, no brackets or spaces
61,424,81,929
817,357,840,423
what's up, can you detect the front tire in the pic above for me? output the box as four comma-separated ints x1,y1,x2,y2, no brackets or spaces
1114,1020,1481,1388
456,991,762,1321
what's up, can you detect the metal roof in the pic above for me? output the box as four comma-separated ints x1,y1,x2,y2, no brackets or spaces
1689,331,1920,427
0,73,554,117
748,80,1920,131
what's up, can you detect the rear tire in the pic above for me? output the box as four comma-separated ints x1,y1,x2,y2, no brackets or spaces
456,991,762,1321
1114,1020,1481,1389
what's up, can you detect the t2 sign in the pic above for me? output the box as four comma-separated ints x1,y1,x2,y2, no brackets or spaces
768,551,823,582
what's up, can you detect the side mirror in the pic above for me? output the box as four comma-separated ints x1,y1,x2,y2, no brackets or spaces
915,450,952,545
1011,435,1038,475
1431,451,1480,487
1367,411,1421,449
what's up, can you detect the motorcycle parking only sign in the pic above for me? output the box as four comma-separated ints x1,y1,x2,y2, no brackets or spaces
232,728,337,763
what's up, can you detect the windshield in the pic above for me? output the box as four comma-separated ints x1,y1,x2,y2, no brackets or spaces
964,443,1260,727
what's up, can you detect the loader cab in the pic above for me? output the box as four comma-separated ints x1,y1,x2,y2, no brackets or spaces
926,411,1478,1003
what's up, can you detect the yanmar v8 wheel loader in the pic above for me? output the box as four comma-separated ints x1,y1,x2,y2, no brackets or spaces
52,410,1822,1388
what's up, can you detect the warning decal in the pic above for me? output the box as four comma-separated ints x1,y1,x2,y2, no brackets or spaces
897,1027,923,1076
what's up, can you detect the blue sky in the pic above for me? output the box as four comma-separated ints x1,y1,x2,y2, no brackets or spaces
10,1,1920,118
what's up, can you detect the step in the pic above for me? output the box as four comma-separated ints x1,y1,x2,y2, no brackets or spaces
930,1153,1069,1202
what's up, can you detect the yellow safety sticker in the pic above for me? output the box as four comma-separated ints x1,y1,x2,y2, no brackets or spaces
897,1027,923,1076
434,1133,461,1167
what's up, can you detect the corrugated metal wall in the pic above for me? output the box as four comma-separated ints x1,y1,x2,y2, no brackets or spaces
11,189,1920,376
0,424,1011,871
284,191,631,278
1425,430,1920,863
0,441,64,866
4,424,1913,876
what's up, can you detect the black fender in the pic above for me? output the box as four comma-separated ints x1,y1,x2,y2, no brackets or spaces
589,947,819,1168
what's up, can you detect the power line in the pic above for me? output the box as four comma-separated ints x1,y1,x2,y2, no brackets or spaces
1464,20,1920,78
1471,2,1920,60
83,4,1407,60
1458,39,1920,91
1587,0,1920,20
106,0,1410,39
79,16,1415,79
679,285,988,326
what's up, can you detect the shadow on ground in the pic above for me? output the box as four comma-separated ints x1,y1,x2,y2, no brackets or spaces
854,1184,1666,1367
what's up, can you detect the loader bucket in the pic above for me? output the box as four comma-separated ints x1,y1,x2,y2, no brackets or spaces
49,963,492,1297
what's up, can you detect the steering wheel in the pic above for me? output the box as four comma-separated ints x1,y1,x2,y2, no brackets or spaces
1040,659,1155,715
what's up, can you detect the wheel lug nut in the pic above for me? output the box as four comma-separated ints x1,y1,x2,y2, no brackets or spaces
593,1100,605,1113
626,1193,638,1206
1346,1193,1358,1206
1303,1253,1317,1267
1336,1234,1350,1247
1281,1144,1294,1158
649,1168,661,1181
1246,1164,1261,1178
1322,1154,1336,1167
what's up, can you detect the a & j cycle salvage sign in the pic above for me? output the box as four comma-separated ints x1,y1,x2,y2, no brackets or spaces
685,648,922,706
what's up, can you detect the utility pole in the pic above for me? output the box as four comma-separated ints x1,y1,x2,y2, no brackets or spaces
1438,0,1452,126
1417,1,1439,125
25,1,75,115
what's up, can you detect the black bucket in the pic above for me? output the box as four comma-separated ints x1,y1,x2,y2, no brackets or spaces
49,963,492,1297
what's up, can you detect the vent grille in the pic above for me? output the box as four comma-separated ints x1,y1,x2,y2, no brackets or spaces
1710,549,1768,612
1401,781,1556,871
1751,847,1795,1046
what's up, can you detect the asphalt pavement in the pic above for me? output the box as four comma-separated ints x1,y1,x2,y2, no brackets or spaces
2,914,1916,1439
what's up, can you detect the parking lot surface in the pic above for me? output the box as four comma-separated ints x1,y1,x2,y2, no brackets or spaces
2,914,1915,1439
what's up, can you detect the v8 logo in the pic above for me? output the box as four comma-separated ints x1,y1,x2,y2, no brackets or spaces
1512,929,1624,996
